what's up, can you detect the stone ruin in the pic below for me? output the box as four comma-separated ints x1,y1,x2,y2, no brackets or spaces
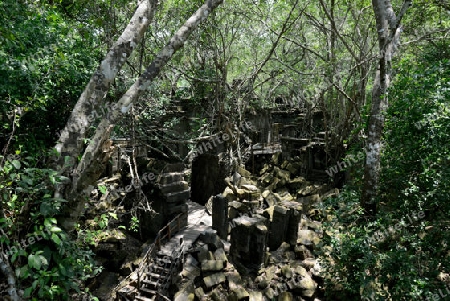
172,151,340,300
87,105,346,300
165,106,342,300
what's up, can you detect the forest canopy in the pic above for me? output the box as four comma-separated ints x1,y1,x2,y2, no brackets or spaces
0,0,449,300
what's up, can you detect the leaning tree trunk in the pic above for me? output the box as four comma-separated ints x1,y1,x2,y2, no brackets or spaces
53,0,155,174
1,3,155,298
361,0,412,216
58,0,224,230
0,243,22,301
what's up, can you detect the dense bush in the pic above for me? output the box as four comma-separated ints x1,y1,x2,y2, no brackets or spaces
0,153,102,300
0,0,101,154
319,44,450,300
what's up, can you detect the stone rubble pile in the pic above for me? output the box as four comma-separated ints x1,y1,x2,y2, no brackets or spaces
176,153,340,300
174,225,324,300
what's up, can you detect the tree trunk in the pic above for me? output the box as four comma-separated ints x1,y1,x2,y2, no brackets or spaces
53,0,155,174
1,243,22,301
361,0,412,216
58,0,224,230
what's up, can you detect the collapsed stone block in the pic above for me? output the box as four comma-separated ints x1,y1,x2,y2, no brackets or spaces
286,208,301,246
201,260,224,272
278,292,294,301
214,248,227,263
199,229,224,251
268,206,289,250
298,193,320,213
249,292,264,301
297,230,321,249
212,194,228,239
203,272,226,288
230,216,268,268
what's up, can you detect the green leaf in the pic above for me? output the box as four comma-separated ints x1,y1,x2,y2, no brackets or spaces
59,264,67,276
22,175,33,185
11,251,19,263
44,218,56,228
32,279,39,290
11,160,21,169
51,233,61,245
50,226,61,233
28,254,42,270
98,185,107,194
40,202,53,215
16,265,29,279
39,254,48,267
24,286,33,298
57,175,70,183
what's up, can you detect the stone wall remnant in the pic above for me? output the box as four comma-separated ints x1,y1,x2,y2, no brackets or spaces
229,215,268,268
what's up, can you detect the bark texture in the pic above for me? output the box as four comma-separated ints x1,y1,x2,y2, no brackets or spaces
58,0,224,230
361,0,412,216
1,246,22,301
54,0,155,173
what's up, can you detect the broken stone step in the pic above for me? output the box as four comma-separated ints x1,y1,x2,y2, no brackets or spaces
135,295,155,301
167,203,188,215
142,279,160,287
144,272,161,279
138,287,158,296
147,263,170,271
145,271,169,279
159,172,184,185
159,181,189,194
162,163,185,173
146,266,170,275
165,190,190,203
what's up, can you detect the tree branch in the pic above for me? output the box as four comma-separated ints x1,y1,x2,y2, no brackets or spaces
58,0,224,231
396,0,413,29
318,0,359,60
0,230,22,301
54,0,156,170
402,28,450,45
329,81,361,119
